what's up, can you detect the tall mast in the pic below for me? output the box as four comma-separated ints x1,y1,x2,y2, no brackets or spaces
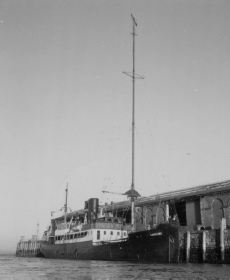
131,14,136,204
123,15,143,232
131,14,137,231
64,183,68,225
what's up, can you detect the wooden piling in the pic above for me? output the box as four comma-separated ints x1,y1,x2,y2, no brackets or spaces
165,202,169,222
202,230,206,262
220,217,226,262
186,231,190,263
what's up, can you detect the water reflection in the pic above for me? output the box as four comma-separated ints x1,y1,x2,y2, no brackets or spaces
1,255,230,279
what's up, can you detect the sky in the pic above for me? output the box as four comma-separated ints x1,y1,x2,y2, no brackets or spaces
1,0,230,252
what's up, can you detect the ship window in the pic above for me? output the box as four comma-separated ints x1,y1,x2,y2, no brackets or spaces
97,231,100,240
104,231,106,235
74,234,77,239
70,235,73,239
117,232,120,235
124,232,126,236
110,231,113,235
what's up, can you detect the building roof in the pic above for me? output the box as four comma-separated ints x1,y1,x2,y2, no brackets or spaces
54,179,230,219
104,179,230,211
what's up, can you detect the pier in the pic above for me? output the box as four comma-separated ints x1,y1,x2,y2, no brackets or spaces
16,235,43,257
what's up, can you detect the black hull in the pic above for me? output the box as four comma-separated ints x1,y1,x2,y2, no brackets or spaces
40,223,180,263
16,251,44,258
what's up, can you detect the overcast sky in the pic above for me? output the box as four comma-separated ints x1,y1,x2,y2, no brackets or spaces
1,0,230,252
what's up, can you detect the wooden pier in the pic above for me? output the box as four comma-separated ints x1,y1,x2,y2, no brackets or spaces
16,235,43,257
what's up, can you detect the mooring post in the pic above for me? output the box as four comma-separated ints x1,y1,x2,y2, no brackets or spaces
220,217,226,262
202,230,206,262
186,231,191,263
165,202,169,222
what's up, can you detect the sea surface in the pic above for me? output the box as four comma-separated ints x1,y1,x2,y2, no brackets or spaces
1,254,230,280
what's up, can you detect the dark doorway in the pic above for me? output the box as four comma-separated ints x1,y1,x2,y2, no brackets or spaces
175,201,187,226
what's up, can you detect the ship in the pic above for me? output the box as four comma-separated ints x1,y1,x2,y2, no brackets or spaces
40,191,180,262
39,15,181,263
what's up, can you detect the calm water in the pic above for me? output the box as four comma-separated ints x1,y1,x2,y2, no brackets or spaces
1,255,230,280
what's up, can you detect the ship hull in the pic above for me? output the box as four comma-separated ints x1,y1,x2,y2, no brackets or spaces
16,252,37,258
15,251,44,258
40,223,180,262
